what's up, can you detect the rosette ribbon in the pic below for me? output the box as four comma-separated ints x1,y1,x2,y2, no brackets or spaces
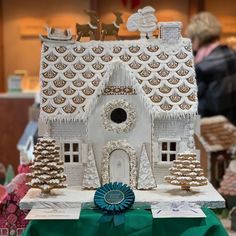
94,182,135,226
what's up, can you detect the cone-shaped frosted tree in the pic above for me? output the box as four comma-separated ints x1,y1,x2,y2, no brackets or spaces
165,153,207,191
137,144,156,189
82,144,100,189
27,137,67,194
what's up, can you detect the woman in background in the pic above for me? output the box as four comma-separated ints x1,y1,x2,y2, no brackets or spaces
187,12,236,125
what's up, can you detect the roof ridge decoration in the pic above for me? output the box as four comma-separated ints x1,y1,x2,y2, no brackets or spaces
40,30,198,122
127,6,157,39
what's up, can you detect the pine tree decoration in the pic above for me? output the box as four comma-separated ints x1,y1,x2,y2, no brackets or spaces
27,137,67,194
82,144,100,189
165,153,208,191
137,144,156,189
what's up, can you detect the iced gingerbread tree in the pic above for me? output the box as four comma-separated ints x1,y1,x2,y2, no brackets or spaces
27,137,67,194
82,144,100,189
137,144,156,189
165,153,207,191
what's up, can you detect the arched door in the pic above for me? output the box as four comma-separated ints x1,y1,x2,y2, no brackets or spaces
109,149,129,184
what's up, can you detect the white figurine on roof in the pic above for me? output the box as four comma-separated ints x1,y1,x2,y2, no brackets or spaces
127,6,157,39
44,26,72,41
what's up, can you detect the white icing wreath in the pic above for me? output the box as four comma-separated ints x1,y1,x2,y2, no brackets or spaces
101,99,136,133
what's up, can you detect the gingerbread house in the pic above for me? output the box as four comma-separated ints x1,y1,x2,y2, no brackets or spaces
38,20,199,188
17,121,38,165
196,116,236,188
17,99,40,166
219,160,236,208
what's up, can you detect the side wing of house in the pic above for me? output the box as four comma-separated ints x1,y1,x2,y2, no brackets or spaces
198,116,236,188
153,117,199,183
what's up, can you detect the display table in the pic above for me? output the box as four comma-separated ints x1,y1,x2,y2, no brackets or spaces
22,208,227,236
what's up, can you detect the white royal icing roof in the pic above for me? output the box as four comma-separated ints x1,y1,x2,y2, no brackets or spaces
40,37,198,121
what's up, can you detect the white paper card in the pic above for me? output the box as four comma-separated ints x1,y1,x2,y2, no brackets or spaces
26,207,81,220
151,208,206,218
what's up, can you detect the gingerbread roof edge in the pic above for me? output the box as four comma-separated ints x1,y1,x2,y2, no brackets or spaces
199,116,236,152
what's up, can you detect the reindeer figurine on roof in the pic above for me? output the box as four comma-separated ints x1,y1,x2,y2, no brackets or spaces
101,11,124,41
76,10,99,41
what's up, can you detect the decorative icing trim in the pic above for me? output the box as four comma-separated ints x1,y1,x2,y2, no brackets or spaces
102,86,136,95
101,140,137,188
101,99,136,133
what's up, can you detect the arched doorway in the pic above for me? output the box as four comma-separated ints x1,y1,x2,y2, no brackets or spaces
101,140,137,188
110,149,130,184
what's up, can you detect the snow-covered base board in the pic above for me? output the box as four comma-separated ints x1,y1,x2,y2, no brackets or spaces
20,183,225,210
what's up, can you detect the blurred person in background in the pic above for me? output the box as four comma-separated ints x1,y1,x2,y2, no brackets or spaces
187,12,236,125
225,36,236,51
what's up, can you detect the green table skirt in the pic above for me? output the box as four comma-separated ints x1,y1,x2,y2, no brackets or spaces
23,208,228,236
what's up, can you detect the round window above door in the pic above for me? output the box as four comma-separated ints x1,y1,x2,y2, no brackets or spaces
110,108,127,124
101,99,136,133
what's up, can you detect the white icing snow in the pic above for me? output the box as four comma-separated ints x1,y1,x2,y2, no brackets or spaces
177,176,192,181
201,115,227,125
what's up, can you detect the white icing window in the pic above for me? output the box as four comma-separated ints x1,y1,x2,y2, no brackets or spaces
160,141,178,162
62,142,80,163
110,108,127,124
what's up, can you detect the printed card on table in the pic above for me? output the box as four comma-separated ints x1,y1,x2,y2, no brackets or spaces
151,202,206,218
151,207,206,218
26,207,81,220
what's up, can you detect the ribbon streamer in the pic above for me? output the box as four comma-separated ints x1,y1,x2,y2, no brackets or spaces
99,213,125,226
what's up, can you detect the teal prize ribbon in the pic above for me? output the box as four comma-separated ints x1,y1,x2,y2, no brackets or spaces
94,182,135,226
